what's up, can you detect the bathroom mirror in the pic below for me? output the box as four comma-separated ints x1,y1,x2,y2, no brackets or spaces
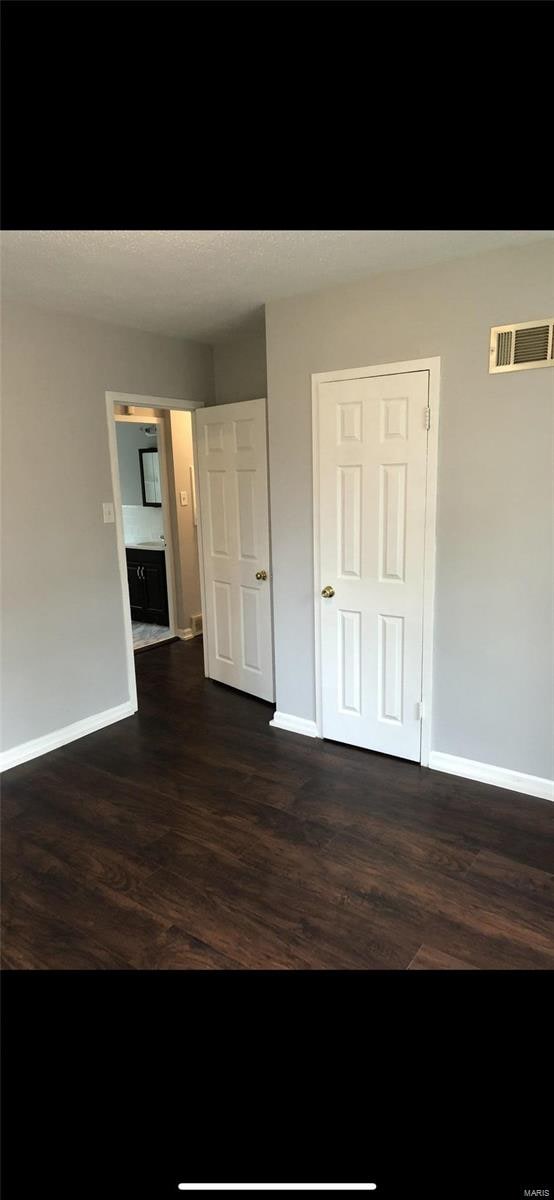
139,448,162,506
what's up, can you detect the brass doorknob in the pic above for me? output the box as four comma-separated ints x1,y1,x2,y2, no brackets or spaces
256,569,268,581
321,585,335,598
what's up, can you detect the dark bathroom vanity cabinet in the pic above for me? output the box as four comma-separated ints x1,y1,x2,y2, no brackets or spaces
125,546,169,625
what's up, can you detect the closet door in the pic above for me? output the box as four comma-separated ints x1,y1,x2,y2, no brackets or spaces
316,370,429,761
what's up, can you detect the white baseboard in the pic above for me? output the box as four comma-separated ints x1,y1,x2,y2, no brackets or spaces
269,711,320,738
177,627,202,641
428,751,554,802
0,700,136,773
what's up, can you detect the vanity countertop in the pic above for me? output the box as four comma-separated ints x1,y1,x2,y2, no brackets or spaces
125,541,166,551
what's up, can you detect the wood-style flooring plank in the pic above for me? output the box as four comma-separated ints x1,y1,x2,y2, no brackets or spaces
407,945,478,970
464,849,554,910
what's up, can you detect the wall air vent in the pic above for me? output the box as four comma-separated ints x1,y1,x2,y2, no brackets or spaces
490,319,554,373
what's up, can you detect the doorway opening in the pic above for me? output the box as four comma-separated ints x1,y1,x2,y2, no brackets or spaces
115,416,173,650
106,393,205,711
106,390,275,715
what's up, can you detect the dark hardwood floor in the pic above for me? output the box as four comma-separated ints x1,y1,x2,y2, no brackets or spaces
2,637,553,969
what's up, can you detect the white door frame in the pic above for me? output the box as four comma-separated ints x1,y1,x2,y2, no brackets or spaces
191,409,209,679
105,390,205,711
312,356,440,767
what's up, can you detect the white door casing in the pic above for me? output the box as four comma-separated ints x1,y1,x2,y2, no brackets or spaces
195,399,275,702
314,366,433,762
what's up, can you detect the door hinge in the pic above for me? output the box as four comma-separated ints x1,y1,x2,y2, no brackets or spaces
415,700,424,720
424,407,431,431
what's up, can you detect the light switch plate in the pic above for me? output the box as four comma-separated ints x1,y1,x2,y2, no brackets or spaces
103,502,115,523
180,490,188,506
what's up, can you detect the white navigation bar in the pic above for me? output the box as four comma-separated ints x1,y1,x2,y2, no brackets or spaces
178,1187,377,1193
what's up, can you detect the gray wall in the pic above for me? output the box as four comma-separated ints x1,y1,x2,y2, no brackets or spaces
115,421,157,505
265,239,554,780
212,328,267,405
1,300,214,752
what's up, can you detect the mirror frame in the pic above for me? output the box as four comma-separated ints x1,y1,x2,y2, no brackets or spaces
138,447,162,507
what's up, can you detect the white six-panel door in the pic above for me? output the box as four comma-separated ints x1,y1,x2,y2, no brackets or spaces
316,370,429,761
195,398,274,702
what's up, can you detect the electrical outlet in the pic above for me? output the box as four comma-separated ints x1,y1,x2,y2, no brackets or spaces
103,502,115,524
180,490,188,506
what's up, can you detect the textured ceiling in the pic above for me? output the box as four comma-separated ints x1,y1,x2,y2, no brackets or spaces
2,229,552,344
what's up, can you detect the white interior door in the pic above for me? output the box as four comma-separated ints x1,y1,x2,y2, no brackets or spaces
316,370,429,761
195,398,274,702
